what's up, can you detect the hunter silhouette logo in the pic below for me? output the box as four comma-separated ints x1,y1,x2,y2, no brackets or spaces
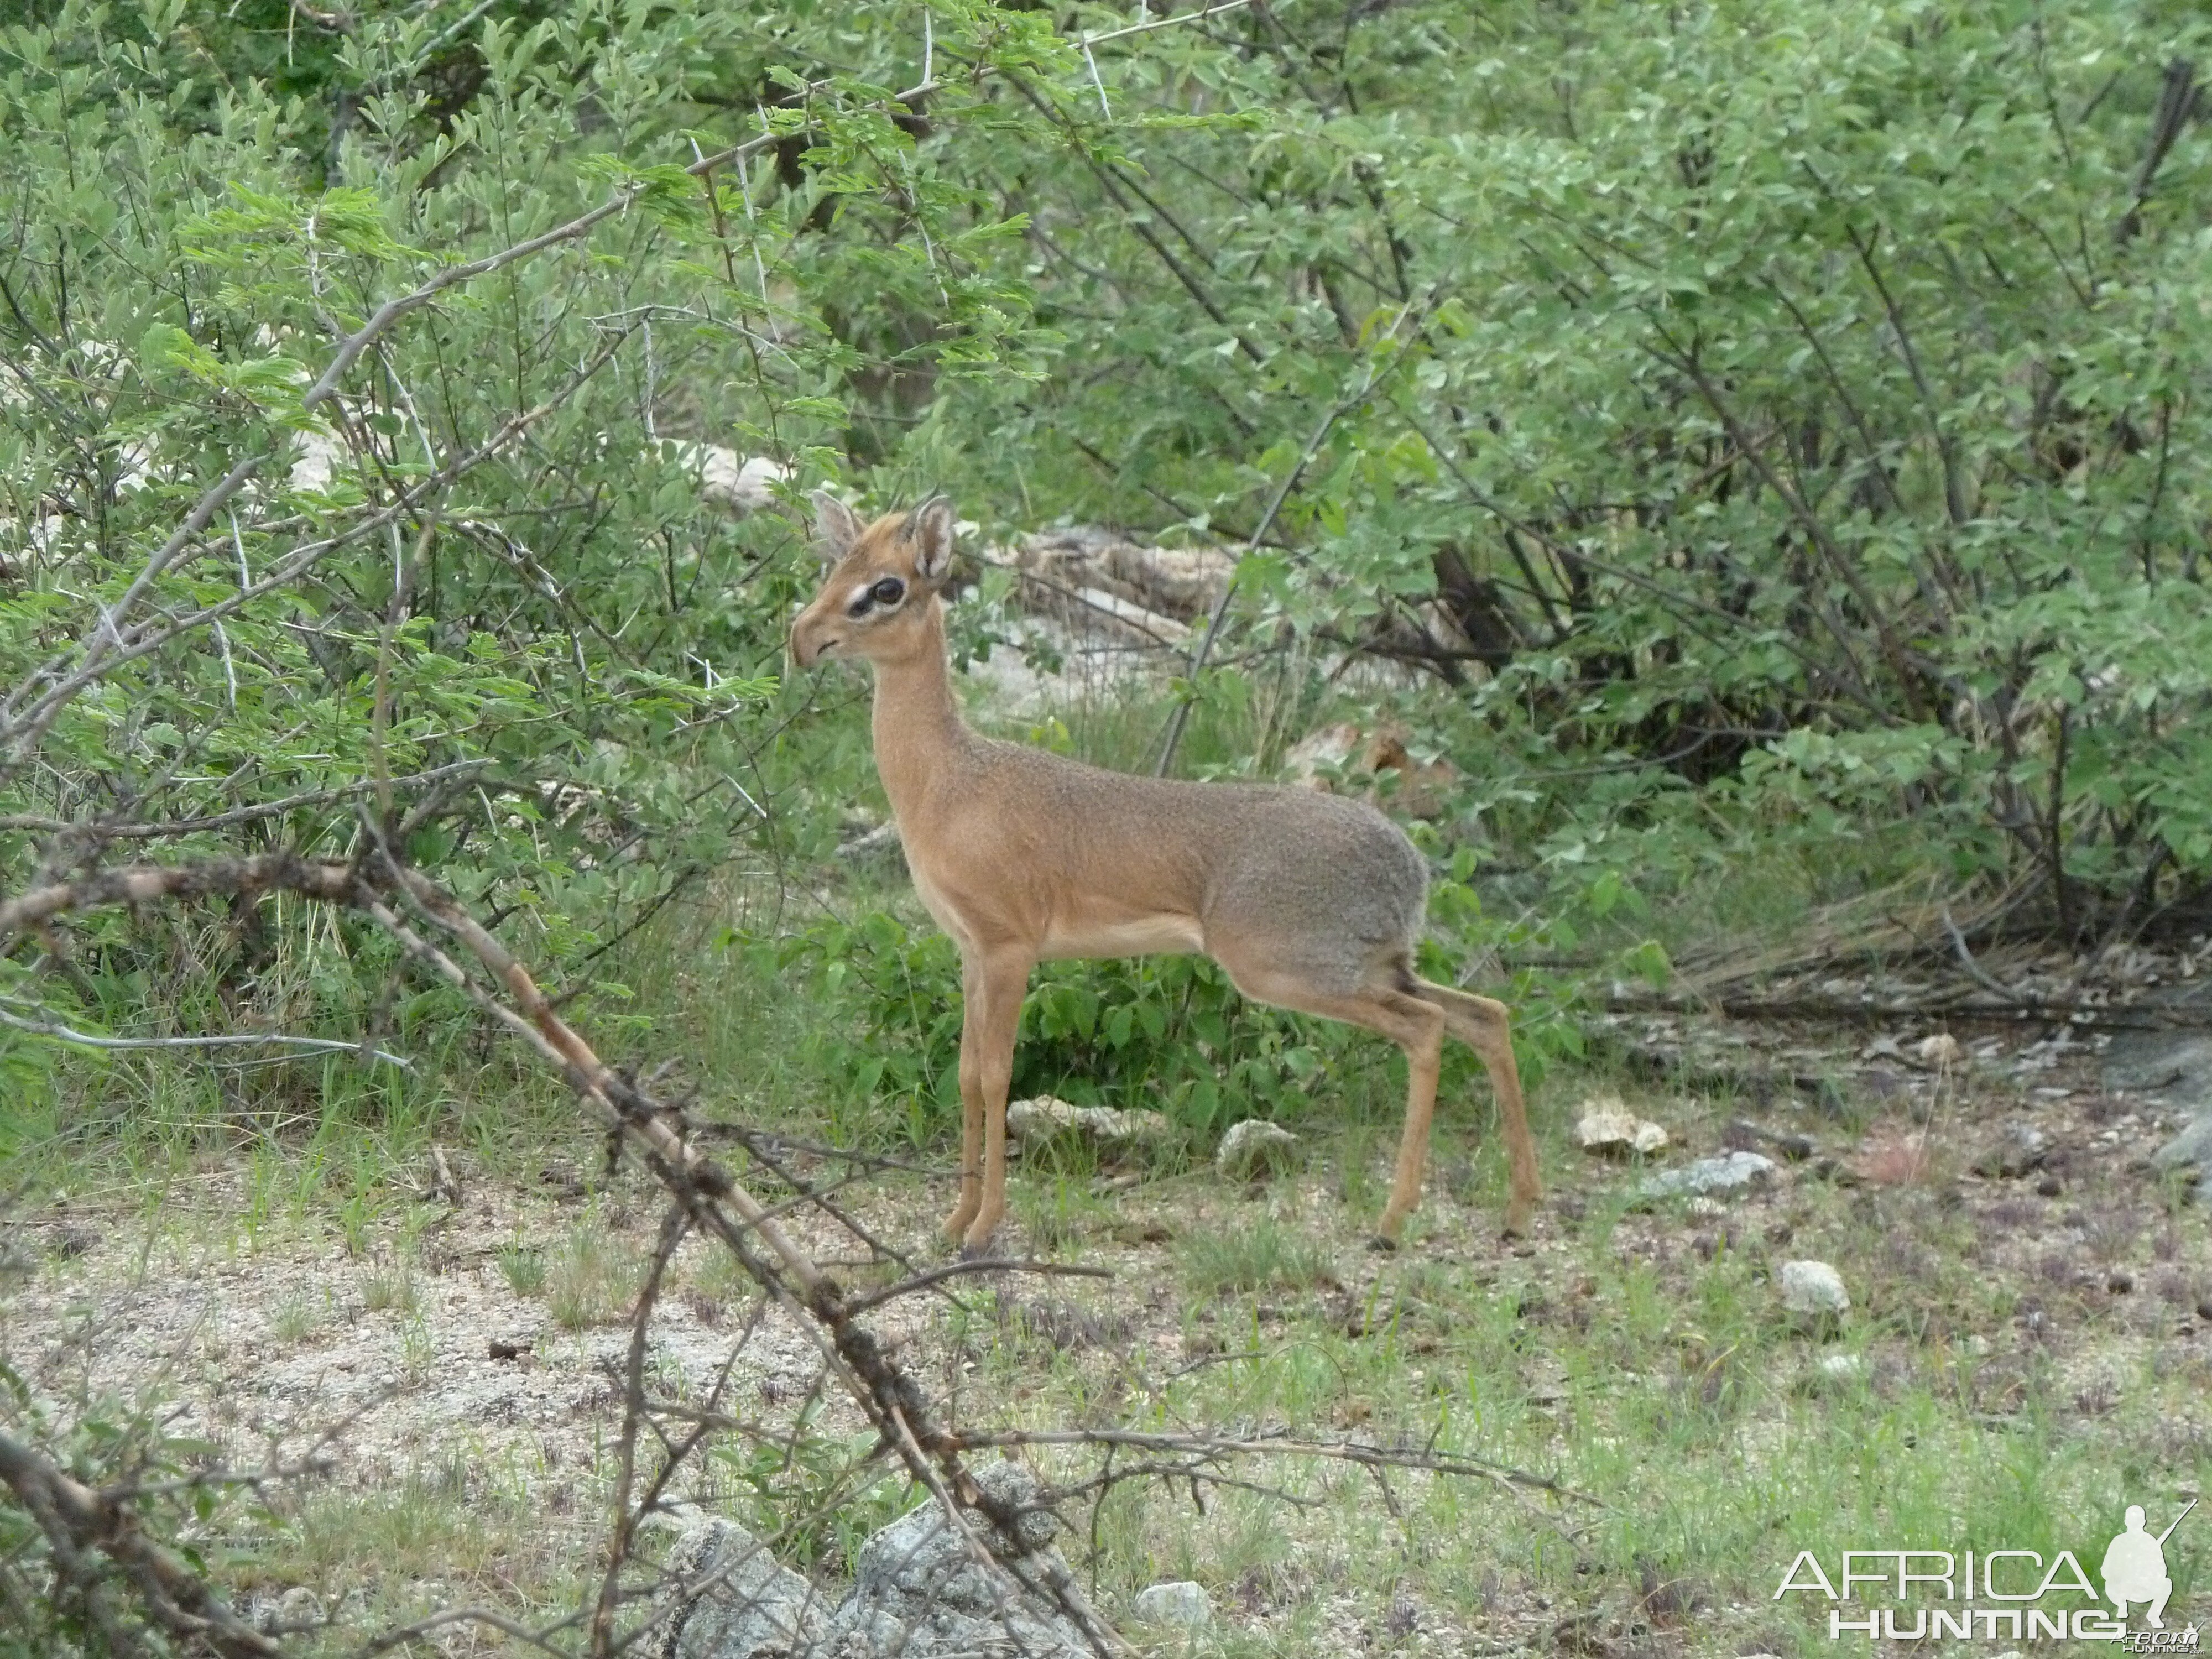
2103,1502,2192,1632
1776,1500,2201,1645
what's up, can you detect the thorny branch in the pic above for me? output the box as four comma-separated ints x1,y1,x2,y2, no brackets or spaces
0,1427,288,1659
0,844,1582,1656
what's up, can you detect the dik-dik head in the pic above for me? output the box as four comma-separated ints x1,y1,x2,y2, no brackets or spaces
789,493,956,669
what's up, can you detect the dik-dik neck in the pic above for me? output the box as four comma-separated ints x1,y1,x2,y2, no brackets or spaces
869,599,970,819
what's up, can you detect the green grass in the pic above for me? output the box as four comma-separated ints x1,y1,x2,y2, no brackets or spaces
498,1241,547,1297
5,689,2210,1656
544,1220,644,1330
1178,1218,1340,1297
360,1262,417,1314
270,1292,326,1344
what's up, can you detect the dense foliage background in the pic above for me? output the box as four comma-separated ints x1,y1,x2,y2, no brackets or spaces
0,0,2204,1133
6,1,2212,1650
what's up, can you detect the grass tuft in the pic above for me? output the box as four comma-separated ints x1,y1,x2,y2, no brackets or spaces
498,1243,547,1297
545,1224,642,1330
361,1264,418,1315
1178,1218,1338,1297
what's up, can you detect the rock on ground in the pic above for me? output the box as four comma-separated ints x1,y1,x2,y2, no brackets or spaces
660,1463,1108,1659
1913,1033,1962,1068
819,1462,1104,1659
2154,1116,2212,1192
2103,1025,2212,1198
1006,1097,1172,1157
1131,1580,1213,1628
1638,1151,1772,1199
1575,1098,1670,1157
674,445,786,516
1215,1119,1301,1181
659,1519,829,1659
1778,1259,1850,1316
1971,1121,2048,1179
836,818,907,877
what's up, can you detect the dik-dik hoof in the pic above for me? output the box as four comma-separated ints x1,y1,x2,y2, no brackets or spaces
1366,1229,1401,1254
960,1209,1007,1257
1501,1194,1537,1238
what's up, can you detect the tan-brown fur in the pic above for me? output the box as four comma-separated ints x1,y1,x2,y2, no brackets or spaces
791,494,1542,1252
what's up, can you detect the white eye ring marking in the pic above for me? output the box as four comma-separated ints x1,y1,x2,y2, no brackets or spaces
844,576,907,618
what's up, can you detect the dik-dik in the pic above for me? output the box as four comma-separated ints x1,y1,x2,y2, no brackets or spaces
789,494,1542,1254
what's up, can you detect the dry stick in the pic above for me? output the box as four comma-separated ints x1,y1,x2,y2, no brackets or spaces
955,1427,1585,1505
359,864,823,1297
54,867,932,1648
0,759,490,838
700,1122,947,1177
343,855,1047,1632
1048,1455,1330,1513
842,1256,1113,1316
1153,314,1421,776
371,517,439,821
1602,991,2207,1031
590,1204,691,1659
883,1399,1086,1655
346,867,1052,1659
0,853,358,938
1,1431,150,1657
0,999,409,1067
0,1428,288,1659
346,1603,580,1659
1942,905,2028,1003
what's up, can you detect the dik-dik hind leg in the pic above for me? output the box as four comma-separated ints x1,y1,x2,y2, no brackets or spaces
1215,957,1447,1246
950,944,1030,1255
1414,981,1541,1234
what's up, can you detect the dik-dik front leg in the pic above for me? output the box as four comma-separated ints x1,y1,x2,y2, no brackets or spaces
947,943,1031,1254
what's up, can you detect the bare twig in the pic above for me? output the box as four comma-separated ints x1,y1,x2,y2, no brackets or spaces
1942,905,2028,1002
0,999,410,1067
0,1428,288,1659
842,1257,1114,1316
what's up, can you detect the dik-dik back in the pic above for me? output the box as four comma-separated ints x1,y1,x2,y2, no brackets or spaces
790,492,1541,1253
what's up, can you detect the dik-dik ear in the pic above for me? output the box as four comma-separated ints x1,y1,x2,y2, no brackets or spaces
810,489,862,566
907,495,956,586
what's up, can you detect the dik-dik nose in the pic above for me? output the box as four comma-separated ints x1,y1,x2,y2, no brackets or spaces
789,611,839,668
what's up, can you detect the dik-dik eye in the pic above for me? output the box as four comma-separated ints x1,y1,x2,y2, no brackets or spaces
846,575,906,618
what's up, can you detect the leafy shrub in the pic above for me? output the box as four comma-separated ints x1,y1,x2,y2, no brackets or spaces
712,1400,916,1573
